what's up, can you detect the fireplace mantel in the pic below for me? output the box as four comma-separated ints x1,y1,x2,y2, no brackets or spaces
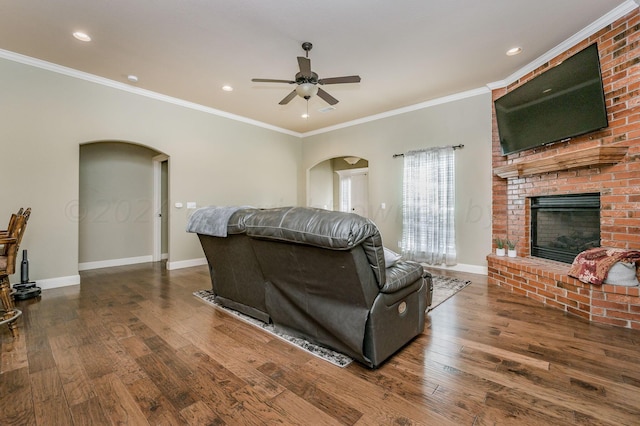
493,145,629,179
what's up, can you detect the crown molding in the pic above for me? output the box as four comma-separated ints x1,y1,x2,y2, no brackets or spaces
301,87,490,138
487,0,638,90
0,49,302,138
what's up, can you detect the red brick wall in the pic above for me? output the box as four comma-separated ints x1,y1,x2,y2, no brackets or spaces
489,9,640,328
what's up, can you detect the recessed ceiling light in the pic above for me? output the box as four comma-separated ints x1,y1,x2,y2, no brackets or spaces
318,106,336,113
127,75,139,83
222,85,233,92
301,113,310,119
506,47,522,56
73,31,91,42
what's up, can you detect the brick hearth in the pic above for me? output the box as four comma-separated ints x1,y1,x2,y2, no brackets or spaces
489,9,640,328
488,255,640,329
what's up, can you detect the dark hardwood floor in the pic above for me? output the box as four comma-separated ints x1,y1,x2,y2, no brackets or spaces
2,262,640,425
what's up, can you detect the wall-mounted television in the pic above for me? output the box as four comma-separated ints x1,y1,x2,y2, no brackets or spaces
495,43,609,156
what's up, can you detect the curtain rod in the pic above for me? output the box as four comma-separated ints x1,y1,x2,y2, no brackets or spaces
392,144,464,158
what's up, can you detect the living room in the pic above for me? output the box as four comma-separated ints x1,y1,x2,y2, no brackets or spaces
1,1,639,424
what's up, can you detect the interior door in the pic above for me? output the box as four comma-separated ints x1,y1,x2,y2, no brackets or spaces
337,168,369,218
349,171,369,217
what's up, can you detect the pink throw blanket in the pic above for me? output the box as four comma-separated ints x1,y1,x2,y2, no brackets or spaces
568,248,640,285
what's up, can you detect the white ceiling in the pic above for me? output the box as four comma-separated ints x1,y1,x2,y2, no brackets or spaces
0,0,634,135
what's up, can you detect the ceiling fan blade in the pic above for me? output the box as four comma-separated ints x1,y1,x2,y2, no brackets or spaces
252,78,296,84
318,75,361,85
297,56,312,78
278,90,298,105
317,87,339,105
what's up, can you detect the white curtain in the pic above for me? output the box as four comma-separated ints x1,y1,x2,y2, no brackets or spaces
401,147,457,265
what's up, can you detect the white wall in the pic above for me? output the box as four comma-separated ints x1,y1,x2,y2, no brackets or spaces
301,93,493,271
307,159,333,209
0,57,301,287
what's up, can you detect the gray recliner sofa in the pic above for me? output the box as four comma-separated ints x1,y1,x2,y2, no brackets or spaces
195,208,270,322
189,206,432,368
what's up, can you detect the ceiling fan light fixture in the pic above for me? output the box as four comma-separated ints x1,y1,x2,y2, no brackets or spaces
296,82,318,99
252,42,360,107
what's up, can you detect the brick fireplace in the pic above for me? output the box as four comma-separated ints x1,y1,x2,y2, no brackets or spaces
488,9,640,329
530,193,601,263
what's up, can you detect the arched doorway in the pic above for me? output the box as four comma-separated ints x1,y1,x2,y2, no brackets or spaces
308,156,369,217
78,141,169,270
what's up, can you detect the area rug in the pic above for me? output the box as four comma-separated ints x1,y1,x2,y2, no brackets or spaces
193,290,353,367
193,275,470,367
429,275,472,310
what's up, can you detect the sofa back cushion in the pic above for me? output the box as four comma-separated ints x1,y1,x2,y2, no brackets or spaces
245,207,386,286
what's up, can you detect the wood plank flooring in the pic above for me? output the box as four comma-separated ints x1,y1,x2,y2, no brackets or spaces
2,262,640,425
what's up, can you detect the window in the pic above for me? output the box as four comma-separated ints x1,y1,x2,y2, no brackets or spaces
401,147,456,265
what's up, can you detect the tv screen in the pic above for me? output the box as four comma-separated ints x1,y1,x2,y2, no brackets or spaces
495,43,609,156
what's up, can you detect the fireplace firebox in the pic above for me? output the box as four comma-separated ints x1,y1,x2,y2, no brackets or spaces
530,193,600,264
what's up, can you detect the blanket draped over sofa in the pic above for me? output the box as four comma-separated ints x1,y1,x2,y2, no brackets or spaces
568,247,640,285
188,206,432,368
186,205,250,237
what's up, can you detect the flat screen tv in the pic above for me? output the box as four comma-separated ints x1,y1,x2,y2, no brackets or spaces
494,43,609,156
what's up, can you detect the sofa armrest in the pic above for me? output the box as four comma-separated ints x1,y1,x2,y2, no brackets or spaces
380,261,426,293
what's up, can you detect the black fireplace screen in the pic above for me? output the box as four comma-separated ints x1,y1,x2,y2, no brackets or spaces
531,193,600,264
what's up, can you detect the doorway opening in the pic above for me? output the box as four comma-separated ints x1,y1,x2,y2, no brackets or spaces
336,168,369,217
307,156,369,218
79,141,169,270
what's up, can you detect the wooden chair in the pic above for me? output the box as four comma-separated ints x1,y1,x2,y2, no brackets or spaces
0,208,24,257
1,207,23,231
0,208,30,337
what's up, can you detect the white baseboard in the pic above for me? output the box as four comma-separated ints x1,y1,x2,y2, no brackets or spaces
421,262,488,276
166,257,207,270
34,274,81,290
78,255,153,271
27,260,484,290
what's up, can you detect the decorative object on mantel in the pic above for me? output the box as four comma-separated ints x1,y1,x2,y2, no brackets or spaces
506,238,518,258
495,238,506,256
568,247,640,285
493,145,629,179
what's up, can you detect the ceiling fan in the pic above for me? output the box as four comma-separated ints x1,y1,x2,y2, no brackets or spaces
252,42,361,106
